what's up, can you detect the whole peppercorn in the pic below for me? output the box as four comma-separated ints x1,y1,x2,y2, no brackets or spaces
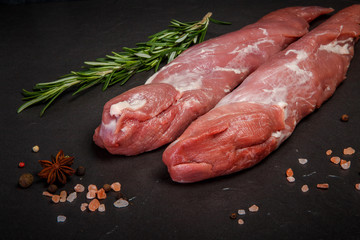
19,173,34,188
76,166,86,176
103,184,111,192
47,184,58,193
341,114,349,122
229,213,237,220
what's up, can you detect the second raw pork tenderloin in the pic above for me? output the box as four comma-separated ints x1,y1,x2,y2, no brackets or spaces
163,5,360,183
93,6,332,155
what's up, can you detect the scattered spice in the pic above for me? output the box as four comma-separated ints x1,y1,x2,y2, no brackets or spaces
86,190,97,200
237,218,245,225
18,173,34,188
38,150,75,184
97,188,107,200
47,184,58,194
355,183,360,191
286,168,294,177
340,114,349,122
74,184,85,193
326,149,332,156
237,209,246,215
111,182,121,192
80,203,88,211
32,145,40,153
330,156,341,165
60,190,67,202
88,184,98,192
52,195,60,203
343,147,355,155
88,199,100,211
317,183,329,189
298,158,308,165
75,166,86,176
98,204,106,212
229,213,237,219
57,215,66,223
286,176,295,183
114,198,129,208
67,192,77,202
103,184,111,192
18,162,25,168
301,184,309,193
249,204,259,212
42,191,54,197
340,160,351,170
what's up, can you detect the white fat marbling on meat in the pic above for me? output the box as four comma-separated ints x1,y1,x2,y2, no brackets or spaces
259,28,268,36
319,39,351,55
284,50,313,81
110,99,147,116
158,70,203,92
213,66,246,75
102,119,117,131
230,38,275,55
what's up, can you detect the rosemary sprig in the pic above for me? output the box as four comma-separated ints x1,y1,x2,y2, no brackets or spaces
17,13,230,116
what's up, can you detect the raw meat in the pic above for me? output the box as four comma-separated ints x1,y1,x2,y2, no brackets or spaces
93,6,332,156
163,5,360,183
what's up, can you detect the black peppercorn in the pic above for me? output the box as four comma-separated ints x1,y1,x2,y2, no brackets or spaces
19,173,34,188
76,166,86,176
47,184,58,193
103,184,111,192
229,213,237,220
341,114,349,122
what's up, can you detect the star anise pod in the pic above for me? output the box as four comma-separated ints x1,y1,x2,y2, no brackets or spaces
38,150,75,184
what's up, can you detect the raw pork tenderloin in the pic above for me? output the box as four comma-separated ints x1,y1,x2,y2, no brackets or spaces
163,5,360,183
93,6,332,156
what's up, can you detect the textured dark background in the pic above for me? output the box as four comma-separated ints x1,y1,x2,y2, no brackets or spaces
1,0,360,239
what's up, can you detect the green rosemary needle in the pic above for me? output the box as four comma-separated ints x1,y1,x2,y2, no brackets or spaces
17,13,230,116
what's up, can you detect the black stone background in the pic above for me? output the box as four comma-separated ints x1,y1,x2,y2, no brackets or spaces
1,0,360,239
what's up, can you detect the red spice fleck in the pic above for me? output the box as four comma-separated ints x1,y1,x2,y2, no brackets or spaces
18,162,25,168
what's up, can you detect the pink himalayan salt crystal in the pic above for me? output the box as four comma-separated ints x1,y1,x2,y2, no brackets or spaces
114,198,129,208
111,182,121,192
74,184,85,193
98,204,106,212
80,203,88,211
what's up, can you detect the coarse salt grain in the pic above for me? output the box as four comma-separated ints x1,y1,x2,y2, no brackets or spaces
340,160,351,170
32,145,40,153
330,156,340,164
88,199,100,212
97,188,107,200
287,176,295,183
57,215,66,223
114,198,129,208
98,204,106,212
237,209,246,215
343,147,355,155
42,191,53,197
286,168,294,177
111,182,121,192
249,204,259,212
317,183,329,189
80,203,88,211
52,195,60,203
67,192,77,203
326,149,332,156
74,184,85,193
86,190,97,199
355,183,360,191
298,158,308,165
88,184,98,192
301,184,309,193
238,218,244,225
60,190,67,203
